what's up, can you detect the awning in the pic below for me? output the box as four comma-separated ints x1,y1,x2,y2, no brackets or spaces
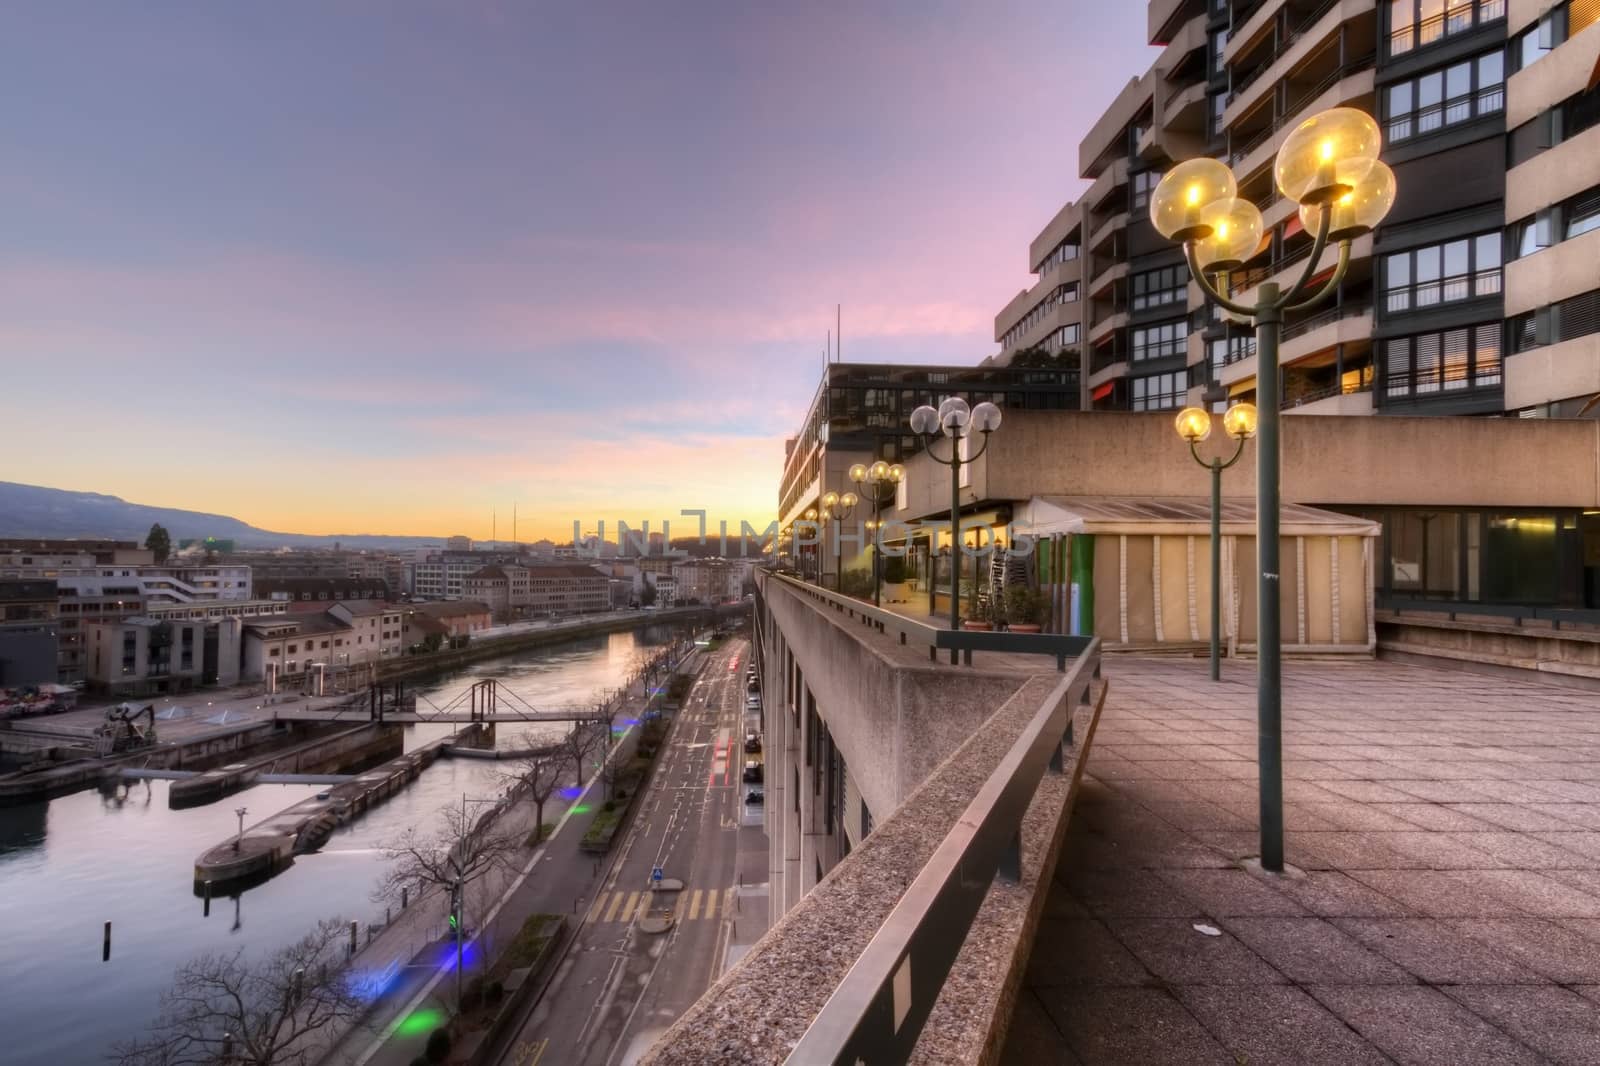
1228,379,1255,397
1011,495,1381,538
1091,381,1114,401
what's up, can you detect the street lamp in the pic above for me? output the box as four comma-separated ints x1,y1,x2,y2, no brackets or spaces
802,508,820,584
908,397,1003,638
233,806,248,853
819,490,858,593
849,461,906,607
1153,106,1395,873
1175,403,1258,683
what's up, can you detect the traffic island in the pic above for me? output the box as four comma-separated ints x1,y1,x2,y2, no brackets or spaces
637,912,675,935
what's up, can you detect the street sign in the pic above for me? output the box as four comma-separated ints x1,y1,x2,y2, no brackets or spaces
651,866,663,883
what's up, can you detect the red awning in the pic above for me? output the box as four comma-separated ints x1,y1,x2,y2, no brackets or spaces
1091,381,1114,401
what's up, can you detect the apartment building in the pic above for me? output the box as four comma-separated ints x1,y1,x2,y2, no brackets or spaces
327,600,404,659
255,576,392,610
997,0,1597,420
463,564,529,620
526,564,611,614
0,579,60,686
671,558,751,603
84,615,245,696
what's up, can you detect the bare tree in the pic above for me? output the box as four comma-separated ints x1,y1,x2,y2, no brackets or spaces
374,801,521,915
113,918,367,1066
497,746,571,843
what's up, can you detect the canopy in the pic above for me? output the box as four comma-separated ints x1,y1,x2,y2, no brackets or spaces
1012,495,1381,539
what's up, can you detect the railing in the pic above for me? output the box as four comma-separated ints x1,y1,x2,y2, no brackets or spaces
1282,301,1370,341
1226,0,1343,105
772,573,1091,671
1379,597,1600,631
1281,377,1371,408
1383,270,1501,313
1227,51,1377,165
1388,0,1506,58
1386,85,1504,144
786,637,1102,1063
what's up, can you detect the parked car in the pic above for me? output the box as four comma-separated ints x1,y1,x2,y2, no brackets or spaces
743,761,763,783
745,788,765,805
744,731,762,753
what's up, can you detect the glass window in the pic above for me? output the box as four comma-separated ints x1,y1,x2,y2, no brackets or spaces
1415,244,1442,306
1474,323,1501,384
1474,233,1502,295
1419,0,1445,45
1386,253,1412,311
1441,328,1470,389
1415,332,1442,392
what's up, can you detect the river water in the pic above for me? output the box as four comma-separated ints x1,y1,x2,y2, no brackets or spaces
0,626,676,1065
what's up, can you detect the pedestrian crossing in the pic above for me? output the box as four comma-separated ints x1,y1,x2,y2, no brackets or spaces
585,886,736,924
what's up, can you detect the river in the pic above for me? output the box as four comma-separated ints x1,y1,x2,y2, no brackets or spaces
0,626,677,1065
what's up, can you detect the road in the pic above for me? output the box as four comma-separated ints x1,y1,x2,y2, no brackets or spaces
503,636,756,1066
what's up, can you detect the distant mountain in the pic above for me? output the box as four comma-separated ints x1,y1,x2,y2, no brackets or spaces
0,481,444,550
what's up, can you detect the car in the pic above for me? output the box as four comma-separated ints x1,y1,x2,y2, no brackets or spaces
745,788,765,805
742,761,763,783
744,731,761,753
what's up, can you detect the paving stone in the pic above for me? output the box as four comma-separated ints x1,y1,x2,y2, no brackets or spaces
1154,867,1307,917
1441,831,1597,870
1026,918,1153,987
1474,870,1600,917
1367,802,1499,832
1039,987,1235,1066
1059,867,1203,918
1332,918,1551,984
1220,916,1415,983
1103,918,1287,985
1442,985,1600,1066
1445,917,1600,983
1267,870,1413,917
1174,986,1393,1066
1307,985,1547,1065
998,989,1084,1066
1449,802,1589,832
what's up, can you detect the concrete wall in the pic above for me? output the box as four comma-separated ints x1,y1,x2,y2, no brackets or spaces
756,574,1037,918
892,410,1600,518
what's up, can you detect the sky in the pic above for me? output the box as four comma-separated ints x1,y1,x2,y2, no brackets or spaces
0,2,1155,541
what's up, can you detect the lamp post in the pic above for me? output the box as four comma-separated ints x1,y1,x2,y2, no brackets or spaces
233,806,248,853
1175,404,1258,682
819,490,859,593
1152,107,1396,873
802,508,820,584
849,461,906,607
908,397,1003,638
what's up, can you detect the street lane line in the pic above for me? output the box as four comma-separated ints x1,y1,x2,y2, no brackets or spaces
587,892,609,923
687,889,702,920
604,891,627,923
722,887,735,918
635,890,653,921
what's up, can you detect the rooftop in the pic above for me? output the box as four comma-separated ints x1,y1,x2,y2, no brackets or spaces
329,599,399,617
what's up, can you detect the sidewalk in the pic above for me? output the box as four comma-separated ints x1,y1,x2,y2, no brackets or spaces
320,664,674,1066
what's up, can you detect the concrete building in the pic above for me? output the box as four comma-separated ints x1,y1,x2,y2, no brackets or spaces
84,614,244,696
326,600,404,660
992,0,1600,420
671,558,752,604
526,564,611,614
0,579,60,686
446,535,472,551
0,539,154,567
241,614,356,687
463,564,530,621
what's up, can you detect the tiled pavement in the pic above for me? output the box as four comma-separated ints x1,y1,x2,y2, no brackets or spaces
1004,657,1600,1066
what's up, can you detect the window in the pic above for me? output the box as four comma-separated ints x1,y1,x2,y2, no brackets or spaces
1132,265,1185,312
1131,371,1186,412
1131,320,1185,361
1131,169,1162,211
1389,0,1505,55
1383,230,1501,312
1384,50,1503,141
1383,323,1502,399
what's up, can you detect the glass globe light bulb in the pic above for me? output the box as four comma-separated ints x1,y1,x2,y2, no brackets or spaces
841,492,858,509
909,405,940,435
1151,158,1238,241
1223,402,1258,441
848,463,868,483
1297,160,1396,241
1174,407,1212,443
970,401,1003,434
1193,198,1265,274
1275,107,1380,205
869,460,889,481
889,464,905,482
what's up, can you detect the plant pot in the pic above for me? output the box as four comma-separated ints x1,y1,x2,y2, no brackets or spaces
962,620,993,631
1009,623,1042,633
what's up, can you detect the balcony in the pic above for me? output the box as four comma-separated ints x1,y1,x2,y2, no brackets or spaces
1225,56,1377,176
641,572,1104,1065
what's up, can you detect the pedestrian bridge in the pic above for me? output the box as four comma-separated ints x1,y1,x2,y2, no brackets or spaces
272,677,614,726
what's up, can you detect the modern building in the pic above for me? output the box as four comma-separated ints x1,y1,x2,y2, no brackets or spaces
993,0,1600,420
526,564,611,614
0,579,61,686
0,539,155,568
84,614,244,696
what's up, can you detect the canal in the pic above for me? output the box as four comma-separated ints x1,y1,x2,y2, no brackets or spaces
0,625,678,1065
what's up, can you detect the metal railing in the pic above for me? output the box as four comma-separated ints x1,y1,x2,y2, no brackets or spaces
1282,301,1370,341
1226,0,1343,106
1380,597,1600,631
786,637,1102,1063
771,572,1091,672
1227,51,1377,165
1281,377,1371,408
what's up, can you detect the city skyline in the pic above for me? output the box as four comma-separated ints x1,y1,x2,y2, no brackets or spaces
0,3,1155,539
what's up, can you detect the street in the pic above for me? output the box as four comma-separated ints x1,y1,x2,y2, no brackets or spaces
503,635,763,1066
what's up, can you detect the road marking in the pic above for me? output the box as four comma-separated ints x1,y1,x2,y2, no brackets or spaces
586,893,609,923
509,1038,548,1066
722,887,735,918
687,889,702,920
604,891,628,923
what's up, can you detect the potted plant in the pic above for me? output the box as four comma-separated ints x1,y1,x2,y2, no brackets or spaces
961,581,993,630
1005,585,1049,633
881,555,908,603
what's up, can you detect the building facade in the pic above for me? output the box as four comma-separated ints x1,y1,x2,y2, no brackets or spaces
84,614,244,696
0,579,61,686
993,0,1600,421
255,576,392,611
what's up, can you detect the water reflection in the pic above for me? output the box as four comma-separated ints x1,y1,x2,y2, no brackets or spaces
0,627,670,1065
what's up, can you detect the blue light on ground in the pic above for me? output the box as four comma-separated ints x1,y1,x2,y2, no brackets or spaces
623,717,640,726
347,958,403,1003
558,785,583,800
438,940,477,972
